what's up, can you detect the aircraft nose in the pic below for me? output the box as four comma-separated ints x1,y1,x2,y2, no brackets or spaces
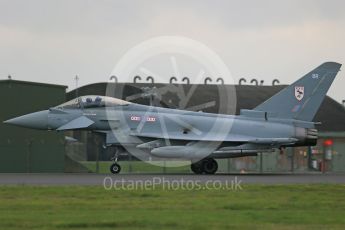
3,110,49,130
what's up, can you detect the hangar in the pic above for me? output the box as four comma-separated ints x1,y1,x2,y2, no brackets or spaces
0,79,66,172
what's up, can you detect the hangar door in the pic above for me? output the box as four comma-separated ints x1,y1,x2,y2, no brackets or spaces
0,79,66,173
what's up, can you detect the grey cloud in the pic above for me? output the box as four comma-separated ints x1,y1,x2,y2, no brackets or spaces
1,0,345,35
0,0,344,101
0,0,155,35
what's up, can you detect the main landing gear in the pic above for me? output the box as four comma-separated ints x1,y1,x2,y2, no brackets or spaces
110,149,121,174
191,158,218,174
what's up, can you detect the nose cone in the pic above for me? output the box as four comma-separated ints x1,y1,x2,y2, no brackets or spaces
4,110,49,130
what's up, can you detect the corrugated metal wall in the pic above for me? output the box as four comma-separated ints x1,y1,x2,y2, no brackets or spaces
0,80,66,172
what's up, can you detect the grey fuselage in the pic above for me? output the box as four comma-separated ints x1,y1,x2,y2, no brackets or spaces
47,103,316,149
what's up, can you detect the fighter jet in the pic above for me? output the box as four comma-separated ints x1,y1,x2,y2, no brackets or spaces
4,62,342,174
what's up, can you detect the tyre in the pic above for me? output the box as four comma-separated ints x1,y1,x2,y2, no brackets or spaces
191,162,203,174
110,163,121,174
202,158,218,174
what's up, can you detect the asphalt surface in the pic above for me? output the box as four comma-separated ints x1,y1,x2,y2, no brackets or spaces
0,173,345,186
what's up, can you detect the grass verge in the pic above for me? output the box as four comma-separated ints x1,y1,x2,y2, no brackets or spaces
0,184,344,229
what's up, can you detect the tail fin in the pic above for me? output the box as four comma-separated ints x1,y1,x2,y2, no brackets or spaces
254,62,341,121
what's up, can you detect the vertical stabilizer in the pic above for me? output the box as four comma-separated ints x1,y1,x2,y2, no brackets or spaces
254,62,341,121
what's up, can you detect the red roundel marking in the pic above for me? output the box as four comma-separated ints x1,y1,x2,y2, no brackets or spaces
146,117,156,122
130,116,141,121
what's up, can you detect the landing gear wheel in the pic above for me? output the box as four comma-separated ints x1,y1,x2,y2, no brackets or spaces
191,162,203,174
110,163,121,174
110,148,121,174
202,158,218,174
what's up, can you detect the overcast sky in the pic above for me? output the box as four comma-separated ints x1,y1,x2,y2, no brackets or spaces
0,0,344,102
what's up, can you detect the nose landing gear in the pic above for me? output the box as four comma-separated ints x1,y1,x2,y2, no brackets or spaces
110,149,121,174
110,162,121,174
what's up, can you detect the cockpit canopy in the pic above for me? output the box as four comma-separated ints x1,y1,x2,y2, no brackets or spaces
56,95,131,109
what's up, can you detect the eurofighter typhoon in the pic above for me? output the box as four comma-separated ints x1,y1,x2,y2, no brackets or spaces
4,62,342,174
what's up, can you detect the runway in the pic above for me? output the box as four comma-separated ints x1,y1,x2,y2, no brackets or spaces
0,173,345,186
